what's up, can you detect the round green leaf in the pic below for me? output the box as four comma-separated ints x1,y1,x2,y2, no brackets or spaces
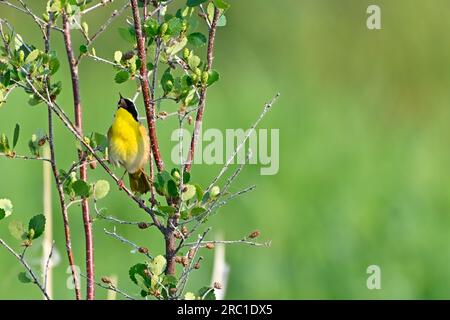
149,255,166,276
93,180,110,200
72,180,90,198
8,220,25,240
115,70,130,84
187,32,207,47
28,214,45,240
181,184,196,201
18,272,32,284
0,198,13,219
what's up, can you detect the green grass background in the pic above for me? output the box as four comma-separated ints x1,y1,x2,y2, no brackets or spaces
1,0,450,299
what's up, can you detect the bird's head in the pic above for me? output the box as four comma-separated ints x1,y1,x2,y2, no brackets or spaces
118,94,139,121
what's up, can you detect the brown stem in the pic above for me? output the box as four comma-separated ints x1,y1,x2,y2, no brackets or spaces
164,217,177,276
130,0,164,172
62,12,94,300
44,14,81,300
185,7,220,172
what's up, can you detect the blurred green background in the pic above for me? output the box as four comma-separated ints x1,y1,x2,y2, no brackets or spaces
1,0,450,299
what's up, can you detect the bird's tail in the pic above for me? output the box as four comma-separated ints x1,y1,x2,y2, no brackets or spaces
129,169,151,194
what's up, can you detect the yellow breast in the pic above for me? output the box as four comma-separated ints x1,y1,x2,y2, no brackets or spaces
108,108,149,173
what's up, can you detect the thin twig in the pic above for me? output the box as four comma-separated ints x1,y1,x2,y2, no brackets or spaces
81,0,115,15
43,241,55,293
104,227,153,259
185,7,221,172
206,93,280,192
183,238,271,248
176,228,210,298
0,153,51,162
0,238,51,300
79,273,136,300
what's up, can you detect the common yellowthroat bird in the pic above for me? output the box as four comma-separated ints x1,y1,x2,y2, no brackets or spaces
108,95,151,194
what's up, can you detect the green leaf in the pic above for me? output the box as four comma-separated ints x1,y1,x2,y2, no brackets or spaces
0,198,13,218
183,172,191,184
217,14,227,27
163,275,178,286
188,55,201,70
167,179,178,197
191,207,206,217
114,70,130,84
166,17,183,35
8,220,25,240
49,55,60,75
28,214,45,240
12,123,20,149
157,206,176,215
187,32,207,47
72,180,90,198
181,184,196,201
25,49,40,63
118,27,136,44
207,2,227,27
164,36,188,57
0,133,10,153
149,255,166,276
0,209,4,220
154,171,172,195
114,51,122,63
187,0,208,7
161,68,174,93
213,0,230,10
197,286,216,300
207,70,219,86
93,180,110,200
144,18,159,37
79,45,88,54
18,272,32,284
129,263,151,288
94,132,108,152
194,184,204,201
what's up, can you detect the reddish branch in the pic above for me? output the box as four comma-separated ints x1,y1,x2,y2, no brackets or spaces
185,7,221,172
130,0,164,172
62,13,95,300
44,14,81,301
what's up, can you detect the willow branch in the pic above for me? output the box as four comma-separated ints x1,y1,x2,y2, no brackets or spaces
44,12,82,300
62,11,95,300
130,0,165,172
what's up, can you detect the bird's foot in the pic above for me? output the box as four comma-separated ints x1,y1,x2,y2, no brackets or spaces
117,179,125,190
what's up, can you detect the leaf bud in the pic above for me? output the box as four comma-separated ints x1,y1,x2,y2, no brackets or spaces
138,247,149,254
101,276,112,285
183,48,190,60
201,71,209,85
19,50,25,63
205,243,215,249
248,230,261,239
159,22,168,36
194,67,202,78
214,282,222,290
138,222,150,229
210,186,220,198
